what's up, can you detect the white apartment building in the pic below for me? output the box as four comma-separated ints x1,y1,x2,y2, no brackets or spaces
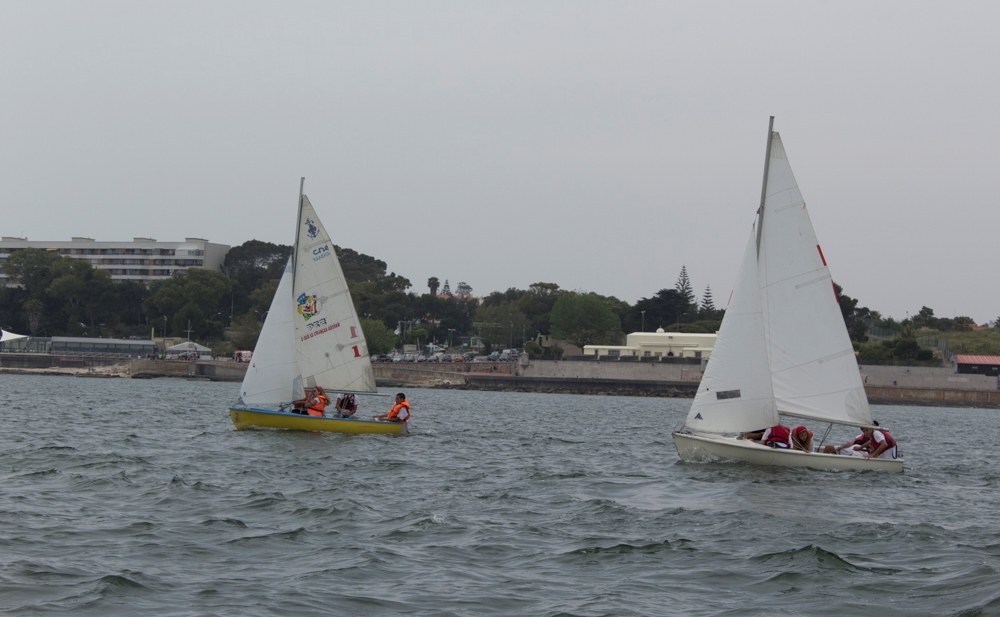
0,236,230,286
584,328,717,359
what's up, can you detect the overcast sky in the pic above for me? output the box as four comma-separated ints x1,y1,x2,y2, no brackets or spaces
2,1,997,323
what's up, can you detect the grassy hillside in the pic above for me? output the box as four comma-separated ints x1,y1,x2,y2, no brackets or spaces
919,328,1000,356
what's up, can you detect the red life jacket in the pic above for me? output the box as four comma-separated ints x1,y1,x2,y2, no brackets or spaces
872,430,896,450
764,425,791,448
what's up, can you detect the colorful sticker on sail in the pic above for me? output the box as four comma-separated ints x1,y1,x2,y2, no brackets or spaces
297,293,321,321
305,218,319,239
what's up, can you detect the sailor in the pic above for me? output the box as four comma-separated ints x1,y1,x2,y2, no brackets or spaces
824,431,870,455
374,393,411,423
291,388,315,414
306,386,330,417
335,393,358,418
791,426,815,452
759,425,792,448
863,426,898,459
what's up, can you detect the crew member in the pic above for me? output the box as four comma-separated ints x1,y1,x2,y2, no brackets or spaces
863,426,898,459
791,426,815,452
335,393,358,418
759,425,792,448
306,386,329,417
374,393,411,423
824,432,870,455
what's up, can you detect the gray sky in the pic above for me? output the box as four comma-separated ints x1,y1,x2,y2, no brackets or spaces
2,1,998,323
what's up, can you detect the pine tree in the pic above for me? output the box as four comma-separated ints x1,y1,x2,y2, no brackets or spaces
700,285,715,311
441,279,452,296
675,266,694,306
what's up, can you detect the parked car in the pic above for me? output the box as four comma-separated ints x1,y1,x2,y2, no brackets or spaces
426,354,440,362
402,354,416,362
391,354,403,362
416,355,427,362
463,352,476,362
452,355,464,363
487,351,501,361
440,354,453,362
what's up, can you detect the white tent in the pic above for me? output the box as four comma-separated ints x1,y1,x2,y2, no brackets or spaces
1,329,28,343
166,341,213,359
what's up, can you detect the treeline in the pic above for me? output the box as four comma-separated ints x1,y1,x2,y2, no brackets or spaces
0,242,723,354
1,241,992,358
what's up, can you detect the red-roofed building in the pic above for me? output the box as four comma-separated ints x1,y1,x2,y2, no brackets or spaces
954,355,1000,376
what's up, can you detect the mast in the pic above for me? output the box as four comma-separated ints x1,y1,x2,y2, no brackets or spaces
755,116,775,257
292,177,305,288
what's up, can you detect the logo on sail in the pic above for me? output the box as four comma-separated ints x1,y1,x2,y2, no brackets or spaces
304,218,319,239
297,293,321,321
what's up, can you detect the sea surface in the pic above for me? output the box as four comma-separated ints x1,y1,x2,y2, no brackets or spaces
1,374,999,616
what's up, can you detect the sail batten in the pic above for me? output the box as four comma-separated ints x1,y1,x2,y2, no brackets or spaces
684,122,872,433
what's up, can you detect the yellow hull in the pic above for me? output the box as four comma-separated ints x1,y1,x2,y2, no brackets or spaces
229,407,405,435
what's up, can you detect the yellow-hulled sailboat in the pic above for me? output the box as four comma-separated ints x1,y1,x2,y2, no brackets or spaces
228,179,404,435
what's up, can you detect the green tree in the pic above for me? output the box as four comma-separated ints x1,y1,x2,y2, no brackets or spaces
699,285,715,311
517,282,563,335
360,317,396,354
474,302,530,351
223,240,290,293
226,313,263,351
675,266,694,306
550,291,622,348
427,277,440,296
145,269,233,338
455,282,473,298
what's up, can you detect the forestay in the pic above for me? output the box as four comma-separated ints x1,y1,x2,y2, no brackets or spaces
239,260,299,407
292,195,376,394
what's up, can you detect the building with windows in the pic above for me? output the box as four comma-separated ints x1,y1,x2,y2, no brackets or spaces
584,328,716,360
0,237,229,286
954,355,1000,377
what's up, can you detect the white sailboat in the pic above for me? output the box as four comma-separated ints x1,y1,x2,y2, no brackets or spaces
229,179,403,435
673,119,903,472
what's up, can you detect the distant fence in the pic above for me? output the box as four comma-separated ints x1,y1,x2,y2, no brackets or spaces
868,327,900,339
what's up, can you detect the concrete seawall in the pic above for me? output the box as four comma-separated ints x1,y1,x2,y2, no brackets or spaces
130,359,248,381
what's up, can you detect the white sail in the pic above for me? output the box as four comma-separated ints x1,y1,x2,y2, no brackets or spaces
684,228,778,433
239,259,300,406
684,124,872,433
757,132,872,426
291,194,376,393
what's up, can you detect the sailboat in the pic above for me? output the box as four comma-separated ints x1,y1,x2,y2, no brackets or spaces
673,118,902,472
228,179,404,435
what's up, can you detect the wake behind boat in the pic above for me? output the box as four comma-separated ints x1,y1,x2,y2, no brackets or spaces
229,179,405,435
672,118,902,472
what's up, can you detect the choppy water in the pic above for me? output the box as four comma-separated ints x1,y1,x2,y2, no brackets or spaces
2,374,1000,616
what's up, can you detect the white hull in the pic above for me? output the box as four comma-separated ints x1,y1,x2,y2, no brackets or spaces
673,432,904,473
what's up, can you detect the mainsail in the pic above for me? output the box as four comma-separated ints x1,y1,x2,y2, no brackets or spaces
684,125,872,432
291,194,376,394
239,259,299,406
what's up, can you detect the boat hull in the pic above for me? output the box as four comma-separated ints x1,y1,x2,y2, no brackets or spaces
673,431,903,473
229,407,405,435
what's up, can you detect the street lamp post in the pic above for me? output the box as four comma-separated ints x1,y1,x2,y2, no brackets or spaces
641,310,645,332
509,321,513,350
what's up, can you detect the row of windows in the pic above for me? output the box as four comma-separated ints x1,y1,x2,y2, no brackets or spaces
85,258,201,266
61,248,177,256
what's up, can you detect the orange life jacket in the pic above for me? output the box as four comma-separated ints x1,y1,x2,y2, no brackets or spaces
387,400,411,422
307,395,329,417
